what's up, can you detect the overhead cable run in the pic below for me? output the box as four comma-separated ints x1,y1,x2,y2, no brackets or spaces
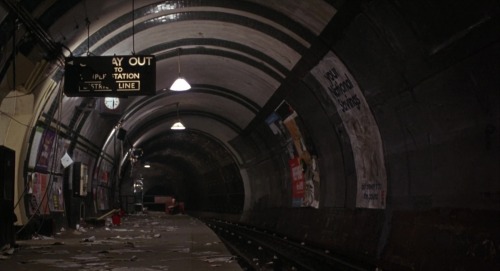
3,0,63,63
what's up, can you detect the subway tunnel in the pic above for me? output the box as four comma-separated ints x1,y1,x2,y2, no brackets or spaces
0,0,499,270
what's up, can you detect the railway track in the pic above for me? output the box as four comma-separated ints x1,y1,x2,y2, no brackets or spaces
203,218,376,271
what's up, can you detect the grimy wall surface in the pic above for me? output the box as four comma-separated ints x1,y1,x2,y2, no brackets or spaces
0,1,498,270
228,1,500,270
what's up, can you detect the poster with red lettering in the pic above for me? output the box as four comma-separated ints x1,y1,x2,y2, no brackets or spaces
36,129,56,172
289,157,305,207
31,172,50,215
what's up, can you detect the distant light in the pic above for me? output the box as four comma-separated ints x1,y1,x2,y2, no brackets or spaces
144,163,151,168
171,121,186,130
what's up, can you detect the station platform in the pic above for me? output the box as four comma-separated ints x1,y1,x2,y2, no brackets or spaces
1,212,242,271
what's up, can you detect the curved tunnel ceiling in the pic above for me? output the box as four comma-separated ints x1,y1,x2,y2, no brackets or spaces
35,0,337,168
1,1,499,268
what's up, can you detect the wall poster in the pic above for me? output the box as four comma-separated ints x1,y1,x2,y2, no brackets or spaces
30,172,50,215
35,129,56,172
49,176,65,212
98,160,112,186
73,149,95,197
310,51,387,209
267,102,320,208
29,127,69,174
97,186,109,210
289,157,305,207
79,163,89,197
94,159,113,211
28,127,43,169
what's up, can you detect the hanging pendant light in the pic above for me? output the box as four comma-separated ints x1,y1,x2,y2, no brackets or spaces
170,121,186,130
170,48,191,91
171,103,186,130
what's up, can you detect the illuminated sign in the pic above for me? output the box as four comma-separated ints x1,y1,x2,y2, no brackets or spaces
64,55,156,97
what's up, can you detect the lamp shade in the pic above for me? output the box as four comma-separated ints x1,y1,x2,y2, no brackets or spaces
171,121,186,130
170,77,191,91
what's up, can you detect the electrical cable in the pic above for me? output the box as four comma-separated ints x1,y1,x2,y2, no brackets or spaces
83,0,91,56
9,78,63,218
5,6,72,235
12,13,16,93
86,17,91,56
16,80,64,236
12,185,27,210
4,58,62,99
2,14,57,222
60,43,73,57
34,81,65,234
132,0,135,54
3,0,62,63
6,15,31,226
0,111,31,128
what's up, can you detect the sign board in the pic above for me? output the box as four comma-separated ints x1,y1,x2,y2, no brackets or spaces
64,55,156,97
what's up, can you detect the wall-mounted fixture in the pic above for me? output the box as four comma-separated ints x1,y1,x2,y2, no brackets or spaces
171,102,186,130
170,48,191,91
143,162,151,168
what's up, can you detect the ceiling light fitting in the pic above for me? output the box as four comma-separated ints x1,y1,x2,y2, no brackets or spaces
171,121,186,130
171,102,186,130
170,48,191,91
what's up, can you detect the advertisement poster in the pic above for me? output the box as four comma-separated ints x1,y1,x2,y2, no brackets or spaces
98,161,111,186
36,129,56,172
92,160,112,212
271,102,320,208
284,116,320,208
289,157,305,207
265,112,290,142
28,127,43,169
49,176,65,212
97,186,109,210
31,172,50,215
78,163,89,197
310,51,387,209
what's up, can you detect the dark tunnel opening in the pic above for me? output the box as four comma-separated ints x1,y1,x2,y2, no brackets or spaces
119,130,245,214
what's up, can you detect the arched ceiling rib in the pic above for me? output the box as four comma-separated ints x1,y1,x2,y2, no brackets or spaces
70,1,315,151
68,1,315,56
2,0,337,184
143,39,289,74
123,84,260,120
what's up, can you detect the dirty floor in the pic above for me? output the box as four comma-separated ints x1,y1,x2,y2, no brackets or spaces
0,212,242,271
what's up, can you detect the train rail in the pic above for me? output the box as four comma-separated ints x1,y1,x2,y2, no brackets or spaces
202,218,377,271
